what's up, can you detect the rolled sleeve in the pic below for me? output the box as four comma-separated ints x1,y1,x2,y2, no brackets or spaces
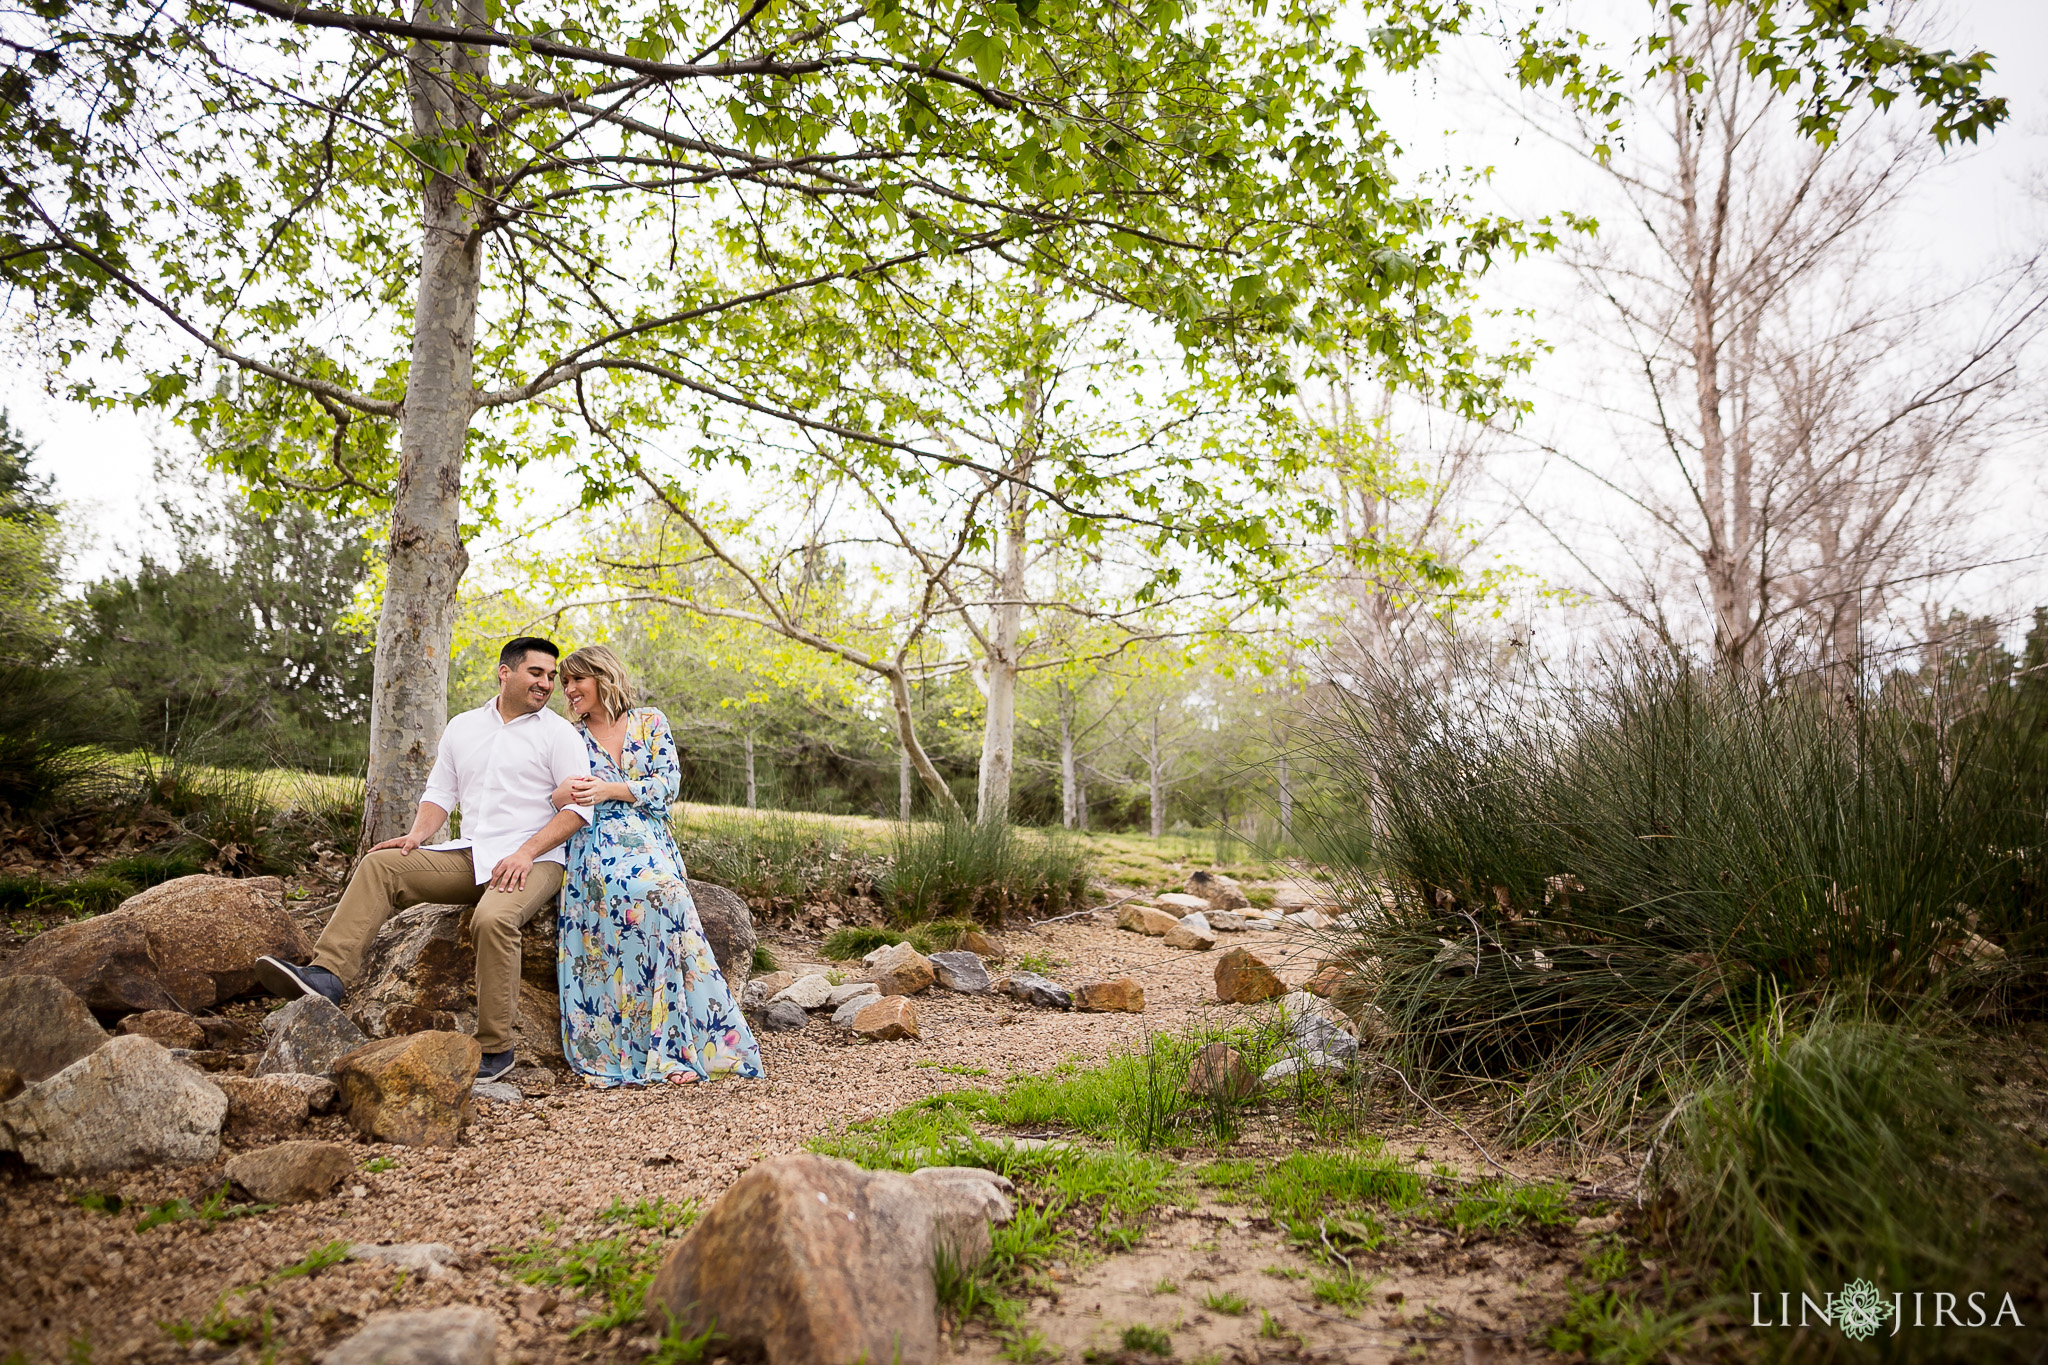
552,720,597,825
419,746,459,815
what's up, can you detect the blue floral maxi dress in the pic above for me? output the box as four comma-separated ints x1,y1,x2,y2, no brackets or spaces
558,708,765,1087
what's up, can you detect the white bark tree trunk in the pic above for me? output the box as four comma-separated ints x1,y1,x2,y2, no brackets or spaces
1057,685,1079,830
888,669,963,818
1148,712,1165,840
743,729,757,809
974,466,1029,825
899,745,913,821
1278,747,1293,845
361,0,486,845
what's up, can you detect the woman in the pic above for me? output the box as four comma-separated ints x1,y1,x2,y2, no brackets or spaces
552,644,764,1087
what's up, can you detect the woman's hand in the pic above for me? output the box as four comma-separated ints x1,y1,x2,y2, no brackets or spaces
549,778,580,810
569,776,633,806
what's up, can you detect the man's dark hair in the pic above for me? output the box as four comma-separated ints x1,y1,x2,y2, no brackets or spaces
499,636,561,669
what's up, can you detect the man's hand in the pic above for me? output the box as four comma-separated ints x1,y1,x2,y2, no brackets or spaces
369,834,425,855
490,850,537,892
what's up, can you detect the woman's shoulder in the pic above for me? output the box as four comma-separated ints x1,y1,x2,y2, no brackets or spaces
629,706,673,731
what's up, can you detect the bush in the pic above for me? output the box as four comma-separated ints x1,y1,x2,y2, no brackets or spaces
674,810,870,907
0,665,121,816
881,818,1091,926
1302,650,2048,1137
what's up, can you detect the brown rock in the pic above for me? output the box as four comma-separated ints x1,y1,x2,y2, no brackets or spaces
216,1073,340,1136
752,970,797,997
645,1153,951,1365
686,879,758,989
1186,869,1251,912
1163,916,1217,951
1116,904,1180,936
4,875,306,1015
0,974,110,1082
1303,962,1348,998
869,943,935,996
1186,1042,1255,1100
851,995,920,1040
1073,978,1145,1013
960,929,1000,959
323,1307,497,1365
0,1068,21,1102
0,1035,226,1174
118,1010,207,1050
1154,893,1211,916
332,1031,479,1147
226,1139,355,1203
1215,948,1285,1004
378,1003,461,1037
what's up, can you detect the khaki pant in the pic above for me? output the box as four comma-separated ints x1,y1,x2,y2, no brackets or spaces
310,847,564,1055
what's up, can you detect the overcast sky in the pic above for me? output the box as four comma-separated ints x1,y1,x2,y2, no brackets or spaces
12,0,2047,643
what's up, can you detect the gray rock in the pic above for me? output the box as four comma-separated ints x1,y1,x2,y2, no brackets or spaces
770,974,835,1010
928,951,993,994
1207,912,1247,932
741,979,774,1010
1162,914,1216,951
1244,917,1282,932
758,1000,809,1032
0,1034,226,1174
825,982,881,1010
909,1165,1015,1268
685,879,757,989
999,973,1072,1010
226,1139,355,1203
322,1307,496,1365
829,996,871,1030
1260,1052,1350,1086
471,1081,523,1104
0,975,110,1083
1292,1014,1360,1064
347,1243,464,1277
256,996,368,1077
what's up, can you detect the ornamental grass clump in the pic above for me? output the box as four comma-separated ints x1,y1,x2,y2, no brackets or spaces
1300,646,2048,1139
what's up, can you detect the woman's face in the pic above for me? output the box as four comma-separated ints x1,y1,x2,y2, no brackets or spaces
562,673,597,719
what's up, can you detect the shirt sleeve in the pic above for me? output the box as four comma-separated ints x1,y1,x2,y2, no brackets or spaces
552,719,597,825
624,709,681,820
419,719,460,814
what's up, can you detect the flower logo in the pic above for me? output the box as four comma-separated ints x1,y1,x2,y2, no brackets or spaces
1834,1279,1895,1341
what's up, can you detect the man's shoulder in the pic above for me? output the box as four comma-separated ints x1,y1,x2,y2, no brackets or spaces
443,702,497,739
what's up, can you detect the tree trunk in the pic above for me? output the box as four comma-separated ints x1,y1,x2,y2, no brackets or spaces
887,668,963,818
361,0,487,846
1057,685,1079,830
899,744,913,822
743,729,757,809
975,465,1030,825
1148,712,1165,840
1278,747,1293,846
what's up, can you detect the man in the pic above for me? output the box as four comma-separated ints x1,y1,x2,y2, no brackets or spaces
256,637,593,1082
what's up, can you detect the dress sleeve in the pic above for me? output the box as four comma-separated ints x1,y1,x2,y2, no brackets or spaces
625,709,681,819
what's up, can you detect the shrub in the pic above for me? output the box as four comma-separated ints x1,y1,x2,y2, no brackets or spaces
881,818,1091,926
0,664,120,816
674,810,869,907
1302,650,2048,1137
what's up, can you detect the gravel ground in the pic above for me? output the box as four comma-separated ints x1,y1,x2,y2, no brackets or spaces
0,916,1485,1365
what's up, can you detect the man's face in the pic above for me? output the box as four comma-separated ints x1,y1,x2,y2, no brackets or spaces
497,651,558,716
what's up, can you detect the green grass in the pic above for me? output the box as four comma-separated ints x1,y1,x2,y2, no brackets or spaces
496,1199,701,1340
361,1156,397,1173
158,1295,273,1351
673,809,870,908
915,1061,991,1076
1201,1289,1248,1315
1448,1178,1572,1233
1545,1287,1698,1364
1117,1323,1172,1356
135,1183,274,1233
70,1191,125,1215
881,817,1091,925
1310,1269,1379,1313
750,943,780,974
821,925,927,960
267,1241,350,1282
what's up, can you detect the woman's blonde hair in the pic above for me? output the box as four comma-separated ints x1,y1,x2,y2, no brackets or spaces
560,644,636,724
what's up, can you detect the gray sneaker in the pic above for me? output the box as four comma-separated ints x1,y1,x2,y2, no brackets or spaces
476,1050,517,1083
255,956,345,1006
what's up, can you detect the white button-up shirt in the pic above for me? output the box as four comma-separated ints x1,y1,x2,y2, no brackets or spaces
420,700,594,884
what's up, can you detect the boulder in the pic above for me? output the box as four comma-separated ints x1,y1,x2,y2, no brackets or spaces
646,1153,1001,1365
928,951,992,994
332,1031,479,1147
998,973,1073,1010
1261,1052,1349,1086
757,1001,810,1033
343,903,561,1062
347,1243,463,1277
256,996,369,1078
829,996,871,1030
0,1035,226,1174
216,1073,339,1136
908,1166,1016,1268
0,1068,20,1102
472,1081,522,1104
1215,948,1285,1004
1284,910,1333,930
226,1139,355,1203
960,929,1000,959
1116,904,1180,937
770,974,835,1010
321,1307,496,1365
751,970,798,997
852,995,920,1040
1073,978,1144,1013
869,943,935,996
824,982,881,1010
0,974,110,1083
1185,870,1251,912
4,875,305,1016
686,879,757,989
118,1010,206,1051
1207,912,1248,933
1303,962,1350,998
1163,914,1216,951
1293,1016,1360,1065
1186,1042,1255,1100
1155,893,1211,916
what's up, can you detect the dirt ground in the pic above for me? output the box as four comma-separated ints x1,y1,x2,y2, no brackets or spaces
0,914,1597,1365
